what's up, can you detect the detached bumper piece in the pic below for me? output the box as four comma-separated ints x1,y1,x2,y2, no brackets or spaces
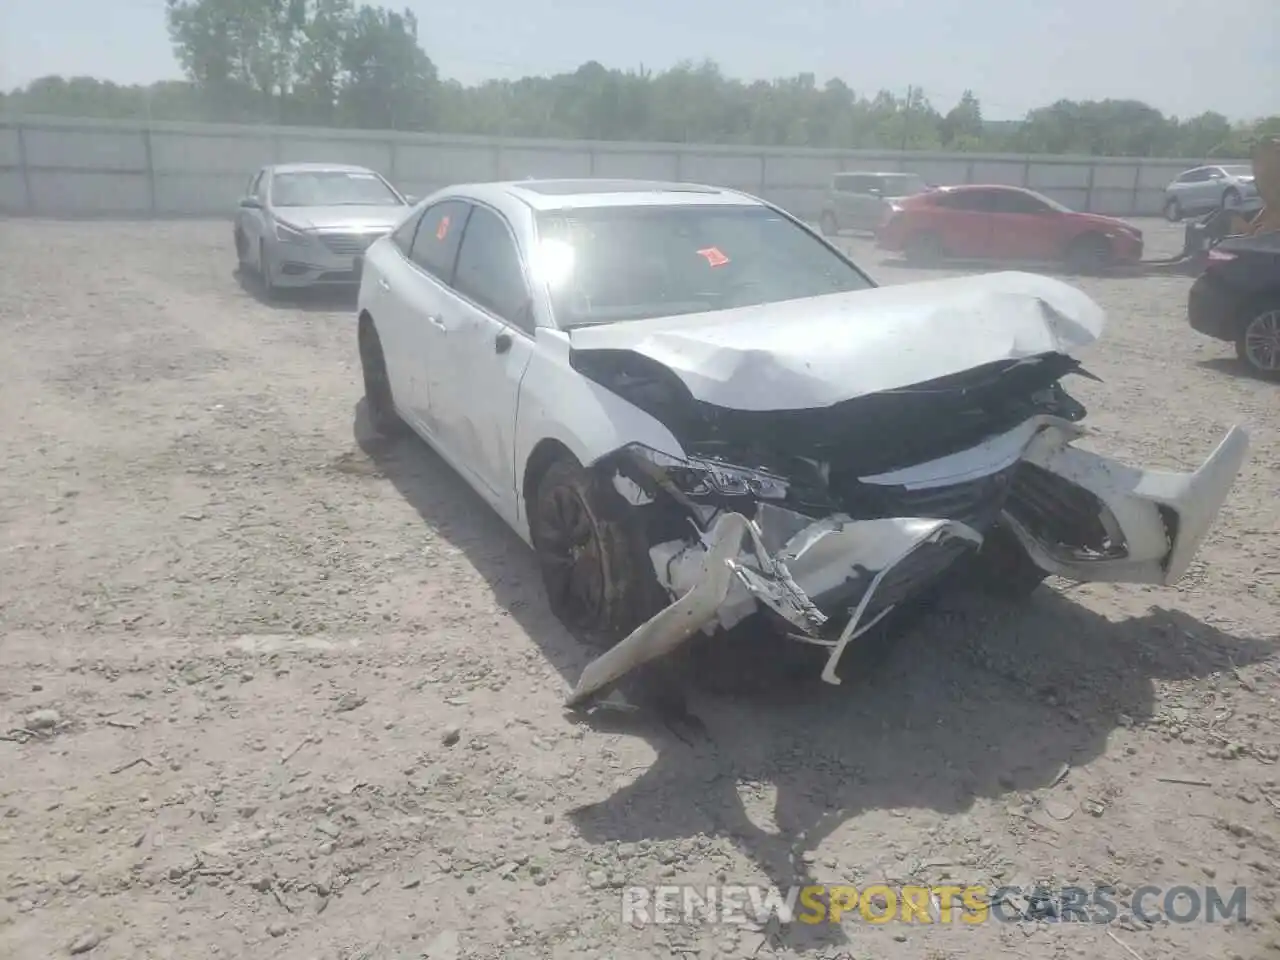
564,422,1249,708
564,511,983,707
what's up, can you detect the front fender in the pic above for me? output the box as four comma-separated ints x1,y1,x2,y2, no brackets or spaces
512,328,687,537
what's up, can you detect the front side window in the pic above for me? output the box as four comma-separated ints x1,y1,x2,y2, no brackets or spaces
270,170,404,207
531,204,873,329
451,206,531,329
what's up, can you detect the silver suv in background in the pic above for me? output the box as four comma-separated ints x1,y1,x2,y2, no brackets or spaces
820,171,932,235
1162,164,1257,221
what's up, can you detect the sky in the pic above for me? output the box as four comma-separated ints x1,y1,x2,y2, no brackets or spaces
1,0,1277,121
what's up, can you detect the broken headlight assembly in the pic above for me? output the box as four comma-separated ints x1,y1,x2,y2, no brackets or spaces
621,443,790,502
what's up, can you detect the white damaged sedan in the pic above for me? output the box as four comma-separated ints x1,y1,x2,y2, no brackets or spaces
355,179,1249,706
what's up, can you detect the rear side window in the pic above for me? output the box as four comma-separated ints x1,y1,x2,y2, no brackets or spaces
1178,169,1208,183
409,200,471,282
834,175,868,193
390,207,425,255
991,190,1049,214
452,206,531,329
933,190,998,212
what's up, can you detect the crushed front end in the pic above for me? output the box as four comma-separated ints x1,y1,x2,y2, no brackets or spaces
565,353,1249,707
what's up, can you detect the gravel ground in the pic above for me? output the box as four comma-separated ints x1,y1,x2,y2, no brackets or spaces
1,216,1278,960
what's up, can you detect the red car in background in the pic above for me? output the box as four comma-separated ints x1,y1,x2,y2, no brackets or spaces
875,184,1144,273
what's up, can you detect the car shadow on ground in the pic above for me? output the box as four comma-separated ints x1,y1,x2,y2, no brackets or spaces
1196,356,1278,383
233,265,359,312
353,402,1273,954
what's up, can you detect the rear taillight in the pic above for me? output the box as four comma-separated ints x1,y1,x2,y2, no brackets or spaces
1207,249,1237,262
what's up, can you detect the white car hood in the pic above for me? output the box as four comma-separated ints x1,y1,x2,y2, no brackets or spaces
568,271,1106,411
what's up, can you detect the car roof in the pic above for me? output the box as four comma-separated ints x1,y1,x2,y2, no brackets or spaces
437,179,765,211
934,183,1025,193
268,162,380,175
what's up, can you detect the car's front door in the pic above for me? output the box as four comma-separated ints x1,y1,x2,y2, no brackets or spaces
984,189,1060,261
832,175,866,228
237,169,268,246
1177,168,1212,211
395,199,472,432
930,189,997,258
427,203,537,506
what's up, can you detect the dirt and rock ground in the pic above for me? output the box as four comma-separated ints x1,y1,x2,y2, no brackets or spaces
0,216,1277,960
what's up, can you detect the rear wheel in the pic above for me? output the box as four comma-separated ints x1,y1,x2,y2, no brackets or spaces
358,318,408,437
1163,197,1182,222
904,232,944,265
1222,187,1241,209
1065,232,1112,274
820,211,839,236
1236,306,1280,380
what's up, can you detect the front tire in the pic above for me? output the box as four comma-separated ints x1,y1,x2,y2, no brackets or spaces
1163,197,1182,222
358,318,408,437
1065,232,1112,275
961,523,1050,600
1222,187,1241,210
1236,305,1280,380
258,240,279,299
820,211,839,236
529,456,662,647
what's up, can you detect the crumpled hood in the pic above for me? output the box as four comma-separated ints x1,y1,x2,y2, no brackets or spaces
274,204,409,232
568,271,1106,411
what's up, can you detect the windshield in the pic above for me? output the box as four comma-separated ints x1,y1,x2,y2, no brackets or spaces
532,204,873,328
270,170,403,207
1221,165,1254,177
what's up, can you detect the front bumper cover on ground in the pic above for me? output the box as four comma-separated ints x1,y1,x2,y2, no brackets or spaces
564,422,1249,708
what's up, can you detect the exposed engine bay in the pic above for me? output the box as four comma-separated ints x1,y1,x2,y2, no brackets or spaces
563,347,1249,707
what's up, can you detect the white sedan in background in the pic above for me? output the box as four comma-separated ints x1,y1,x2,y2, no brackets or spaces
234,162,414,295
355,179,1248,707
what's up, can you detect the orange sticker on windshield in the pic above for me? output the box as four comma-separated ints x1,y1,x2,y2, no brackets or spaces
696,246,729,267
436,215,450,240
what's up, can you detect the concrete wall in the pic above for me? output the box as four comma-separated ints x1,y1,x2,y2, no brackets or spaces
0,114,1244,219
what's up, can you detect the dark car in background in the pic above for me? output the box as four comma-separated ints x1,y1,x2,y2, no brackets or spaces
820,171,931,235
1188,230,1280,379
875,184,1144,273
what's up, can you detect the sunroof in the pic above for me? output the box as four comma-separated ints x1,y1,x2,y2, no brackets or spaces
515,179,721,196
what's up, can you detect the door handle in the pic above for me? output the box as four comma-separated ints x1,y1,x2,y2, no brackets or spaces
427,315,447,331
494,332,512,354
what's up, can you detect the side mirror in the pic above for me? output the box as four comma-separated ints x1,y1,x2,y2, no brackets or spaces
403,194,419,205
867,188,882,197
239,197,261,209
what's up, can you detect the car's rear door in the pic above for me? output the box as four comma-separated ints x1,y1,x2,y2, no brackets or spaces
426,202,536,505
984,189,1060,261
392,198,472,433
